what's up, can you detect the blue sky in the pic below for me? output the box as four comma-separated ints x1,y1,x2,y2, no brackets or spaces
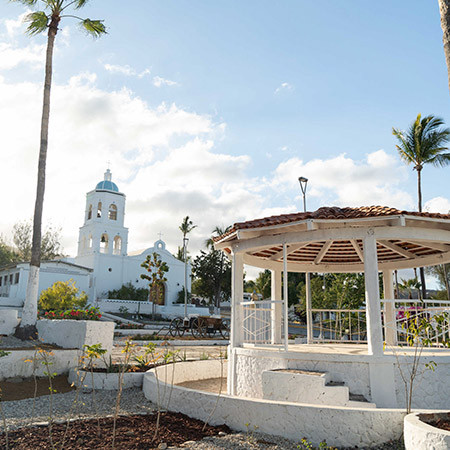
0,0,449,263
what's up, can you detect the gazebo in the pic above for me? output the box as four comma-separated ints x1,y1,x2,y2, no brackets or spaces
214,206,450,409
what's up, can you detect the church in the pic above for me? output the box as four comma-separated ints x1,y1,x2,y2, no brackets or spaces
0,170,192,316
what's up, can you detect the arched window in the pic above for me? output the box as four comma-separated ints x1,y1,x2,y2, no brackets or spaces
97,202,102,218
88,234,93,249
87,204,92,220
109,204,117,221
100,233,109,253
113,236,122,255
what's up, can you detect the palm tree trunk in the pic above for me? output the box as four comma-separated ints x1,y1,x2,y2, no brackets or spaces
439,0,450,94
416,168,427,300
16,17,59,337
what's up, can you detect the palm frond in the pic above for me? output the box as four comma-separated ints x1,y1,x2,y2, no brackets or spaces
10,0,39,6
428,153,450,167
80,18,106,37
24,11,49,36
74,0,89,9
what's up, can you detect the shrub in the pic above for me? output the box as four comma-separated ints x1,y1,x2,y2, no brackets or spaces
107,282,149,301
43,307,101,321
39,279,88,312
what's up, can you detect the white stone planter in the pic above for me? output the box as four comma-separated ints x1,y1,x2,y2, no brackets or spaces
0,309,19,335
0,349,79,381
37,320,115,355
68,368,144,390
404,412,450,450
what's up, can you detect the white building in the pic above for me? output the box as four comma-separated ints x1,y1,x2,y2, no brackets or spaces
0,170,192,316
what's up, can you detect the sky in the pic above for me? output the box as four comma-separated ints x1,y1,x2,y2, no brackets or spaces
0,0,449,277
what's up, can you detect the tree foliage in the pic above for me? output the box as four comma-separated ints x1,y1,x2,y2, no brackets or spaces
38,279,88,312
0,236,18,268
107,282,148,301
13,220,63,261
192,249,231,305
140,252,169,305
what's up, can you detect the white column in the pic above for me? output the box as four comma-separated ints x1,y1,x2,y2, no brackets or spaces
283,243,289,352
383,270,397,346
271,269,282,344
306,273,313,344
363,232,384,356
231,252,244,348
229,251,244,396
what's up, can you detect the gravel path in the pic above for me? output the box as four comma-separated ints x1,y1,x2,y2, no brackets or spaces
0,387,154,431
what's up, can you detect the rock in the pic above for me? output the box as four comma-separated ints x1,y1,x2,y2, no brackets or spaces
158,443,168,450
218,431,227,436
182,441,197,447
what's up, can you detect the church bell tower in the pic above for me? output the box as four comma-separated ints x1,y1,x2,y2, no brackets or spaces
77,169,129,258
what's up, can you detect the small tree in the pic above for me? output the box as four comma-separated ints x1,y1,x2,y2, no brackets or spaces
38,279,88,312
140,252,169,318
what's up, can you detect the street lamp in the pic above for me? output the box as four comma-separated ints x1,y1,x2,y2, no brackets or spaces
298,176,308,213
183,237,189,319
298,176,312,343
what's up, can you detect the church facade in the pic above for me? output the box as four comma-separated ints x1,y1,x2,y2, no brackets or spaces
0,170,191,314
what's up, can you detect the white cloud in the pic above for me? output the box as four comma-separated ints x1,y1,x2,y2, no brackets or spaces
104,63,151,78
271,150,414,209
153,76,179,88
425,197,450,214
0,41,45,70
274,82,293,94
4,11,29,38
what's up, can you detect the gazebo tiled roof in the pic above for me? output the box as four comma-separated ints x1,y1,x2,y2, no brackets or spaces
214,206,450,273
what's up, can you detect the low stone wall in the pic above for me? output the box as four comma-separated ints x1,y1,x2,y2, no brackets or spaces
404,412,450,450
68,368,144,390
37,320,115,356
232,347,450,409
0,349,79,380
0,309,19,335
142,360,405,448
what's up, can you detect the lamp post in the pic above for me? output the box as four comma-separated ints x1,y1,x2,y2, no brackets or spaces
183,237,189,319
298,177,308,212
299,176,312,343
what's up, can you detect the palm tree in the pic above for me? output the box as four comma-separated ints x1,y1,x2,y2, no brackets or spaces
205,226,231,310
393,114,450,300
13,0,106,339
179,216,197,262
439,0,450,94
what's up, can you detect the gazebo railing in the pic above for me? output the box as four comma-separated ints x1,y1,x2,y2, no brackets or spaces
240,300,286,346
310,309,367,343
383,299,450,347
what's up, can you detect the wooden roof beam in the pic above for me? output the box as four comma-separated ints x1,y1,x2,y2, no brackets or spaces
269,242,310,261
378,240,415,259
408,240,450,252
350,239,364,262
314,241,332,265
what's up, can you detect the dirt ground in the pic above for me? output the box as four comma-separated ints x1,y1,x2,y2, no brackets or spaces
0,375,74,401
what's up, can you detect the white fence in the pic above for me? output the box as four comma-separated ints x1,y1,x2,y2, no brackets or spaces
96,298,211,319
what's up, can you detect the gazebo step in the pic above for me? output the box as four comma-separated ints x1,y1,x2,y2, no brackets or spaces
262,369,365,407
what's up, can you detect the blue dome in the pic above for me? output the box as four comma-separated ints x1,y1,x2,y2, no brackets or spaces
96,180,119,192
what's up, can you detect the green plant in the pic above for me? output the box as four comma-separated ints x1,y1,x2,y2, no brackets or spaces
38,280,88,312
38,349,57,449
112,339,135,449
107,282,149,301
390,310,450,413
43,307,102,321
84,343,107,436
0,350,11,450
244,422,259,444
118,306,129,316
297,438,337,450
200,352,210,361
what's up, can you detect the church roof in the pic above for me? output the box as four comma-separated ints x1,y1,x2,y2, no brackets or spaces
96,169,119,193
96,180,119,192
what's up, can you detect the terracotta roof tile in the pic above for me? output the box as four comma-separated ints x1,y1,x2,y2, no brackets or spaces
215,206,450,242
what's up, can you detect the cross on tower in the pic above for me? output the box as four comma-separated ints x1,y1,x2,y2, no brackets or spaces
157,232,163,240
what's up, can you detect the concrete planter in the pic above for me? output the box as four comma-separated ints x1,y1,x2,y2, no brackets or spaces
37,319,115,355
0,349,79,381
68,368,144,390
0,309,19,335
404,412,450,450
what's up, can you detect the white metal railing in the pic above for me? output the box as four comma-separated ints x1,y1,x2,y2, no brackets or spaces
383,299,450,347
240,300,286,346
311,309,367,343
